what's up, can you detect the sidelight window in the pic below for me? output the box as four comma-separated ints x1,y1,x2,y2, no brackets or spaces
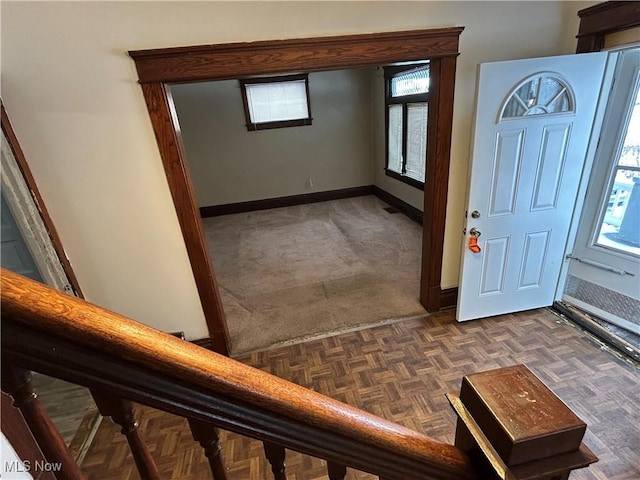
595,72,640,256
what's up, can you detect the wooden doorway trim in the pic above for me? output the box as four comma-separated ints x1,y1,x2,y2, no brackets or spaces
576,1,640,53
129,27,464,355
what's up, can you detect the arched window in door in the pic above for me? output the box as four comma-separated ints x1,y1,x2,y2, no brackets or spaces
500,73,574,120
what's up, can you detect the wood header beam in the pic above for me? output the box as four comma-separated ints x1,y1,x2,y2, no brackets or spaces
129,27,464,84
576,1,640,53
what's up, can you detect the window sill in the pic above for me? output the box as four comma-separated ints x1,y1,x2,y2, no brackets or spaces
245,118,312,132
385,169,425,190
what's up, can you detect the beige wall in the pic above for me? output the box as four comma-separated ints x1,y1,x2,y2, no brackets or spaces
1,1,583,337
171,69,375,207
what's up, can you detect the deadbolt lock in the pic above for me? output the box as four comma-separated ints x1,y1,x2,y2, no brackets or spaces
471,210,481,219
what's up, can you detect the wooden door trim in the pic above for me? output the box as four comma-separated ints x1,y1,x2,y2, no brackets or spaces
576,1,640,53
129,27,464,354
130,27,463,83
140,83,230,355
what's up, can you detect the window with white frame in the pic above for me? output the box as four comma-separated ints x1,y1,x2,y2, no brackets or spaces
239,74,312,131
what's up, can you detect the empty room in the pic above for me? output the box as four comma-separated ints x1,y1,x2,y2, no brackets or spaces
171,65,432,354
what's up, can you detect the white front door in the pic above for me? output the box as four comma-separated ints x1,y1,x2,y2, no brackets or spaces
457,53,609,321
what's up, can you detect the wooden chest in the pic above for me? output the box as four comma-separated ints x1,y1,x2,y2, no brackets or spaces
459,364,587,466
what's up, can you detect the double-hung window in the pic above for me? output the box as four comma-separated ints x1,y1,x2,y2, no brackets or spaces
239,74,312,131
384,63,430,188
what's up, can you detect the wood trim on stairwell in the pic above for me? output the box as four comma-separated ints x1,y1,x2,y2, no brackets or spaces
129,28,463,354
0,102,84,299
191,337,215,351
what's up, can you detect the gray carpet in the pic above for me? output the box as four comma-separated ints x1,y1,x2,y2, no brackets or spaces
202,195,426,354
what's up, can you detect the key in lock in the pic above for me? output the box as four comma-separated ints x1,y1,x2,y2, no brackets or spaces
468,227,481,253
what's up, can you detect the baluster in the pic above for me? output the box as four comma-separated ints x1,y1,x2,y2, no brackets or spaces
187,418,228,480
1,365,86,480
327,461,347,480
90,390,160,480
174,331,227,480
263,441,286,480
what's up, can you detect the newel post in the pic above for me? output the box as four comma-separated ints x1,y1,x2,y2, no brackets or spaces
447,364,597,480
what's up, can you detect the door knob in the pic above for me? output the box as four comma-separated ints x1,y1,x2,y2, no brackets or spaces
469,227,481,237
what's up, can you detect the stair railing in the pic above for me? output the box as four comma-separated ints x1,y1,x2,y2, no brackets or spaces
1,268,476,480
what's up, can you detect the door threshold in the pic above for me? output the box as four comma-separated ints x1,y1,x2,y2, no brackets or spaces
552,301,640,365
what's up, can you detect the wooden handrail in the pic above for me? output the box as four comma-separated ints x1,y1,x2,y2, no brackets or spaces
1,268,475,480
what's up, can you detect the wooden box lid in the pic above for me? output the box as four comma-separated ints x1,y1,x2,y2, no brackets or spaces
459,364,587,466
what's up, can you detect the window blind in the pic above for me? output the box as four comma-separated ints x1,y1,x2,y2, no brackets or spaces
245,80,309,124
405,103,428,182
387,104,403,174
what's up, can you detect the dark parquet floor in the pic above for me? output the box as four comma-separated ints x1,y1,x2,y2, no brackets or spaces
80,309,639,480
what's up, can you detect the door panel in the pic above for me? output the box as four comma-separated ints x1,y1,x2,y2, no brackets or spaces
532,124,570,210
490,129,524,216
458,52,609,321
518,230,550,289
480,237,509,295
